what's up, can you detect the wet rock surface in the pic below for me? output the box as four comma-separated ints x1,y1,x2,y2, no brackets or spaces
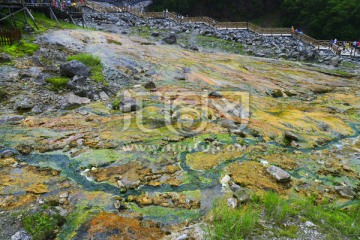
0,4,360,239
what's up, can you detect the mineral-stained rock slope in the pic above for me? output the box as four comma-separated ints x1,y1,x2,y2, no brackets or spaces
0,26,359,239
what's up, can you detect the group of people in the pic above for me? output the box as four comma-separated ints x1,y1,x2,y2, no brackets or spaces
50,0,84,13
291,26,303,35
330,39,360,51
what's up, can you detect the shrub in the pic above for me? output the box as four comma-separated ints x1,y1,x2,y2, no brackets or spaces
46,77,69,90
22,212,64,240
67,54,104,83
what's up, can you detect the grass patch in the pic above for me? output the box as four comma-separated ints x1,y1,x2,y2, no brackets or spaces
209,199,259,239
196,35,244,54
46,77,69,90
22,212,65,240
0,40,39,57
67,53,105,83
208,192,360,239
277,225,299,238
341,61,359,68
0,12,81,58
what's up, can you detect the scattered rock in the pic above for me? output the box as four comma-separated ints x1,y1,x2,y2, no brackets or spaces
60,60,90,78
271,89,283,98
220,175,231,187
59,192,69,199
260,160,269,166
0,52,11,63
163,34,177,44
0,149,16,158
285,131,300,141
175,233,189,240
67,75,87,89
11,230,31,240
305,221,316,228
0,115,25,124
230,183,251,203
312,86,334,94
227,197,238,209
119,97,141,113
114,199,126,210
55,206,68,217
15,98,34,111
220,119,238,130
335,185,355,199
151,32,160,37
99,91,109,101
267,165,291,183
209,91,222,98
189,45,199,51
63,93,91,109
144,81,157,90
330,56,340,67
16,143,33,155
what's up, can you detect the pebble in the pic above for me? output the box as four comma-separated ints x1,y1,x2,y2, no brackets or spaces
220,175,231,186
227,197,238,209
305,221,316,228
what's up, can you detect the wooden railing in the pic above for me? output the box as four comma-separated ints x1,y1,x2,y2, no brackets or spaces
0,27,21,45
216,22,247,29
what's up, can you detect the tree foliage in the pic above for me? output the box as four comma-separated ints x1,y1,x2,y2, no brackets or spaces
282,0,360,40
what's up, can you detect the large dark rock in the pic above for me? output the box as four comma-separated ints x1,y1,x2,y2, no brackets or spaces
116,97,141,113
209,91,222,98
271,89,283,98
144,81,156,90
60,60,90,78
285,131,300,141
0,52,11,63
151,32,160,37
162,34,177,44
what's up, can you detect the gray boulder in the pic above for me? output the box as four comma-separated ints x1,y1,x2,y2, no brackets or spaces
119,97,141,113
15,98,34,111
267,165,291,183
230,183,251,203
62,93,91,109
60,60,90,78
335,185,355,199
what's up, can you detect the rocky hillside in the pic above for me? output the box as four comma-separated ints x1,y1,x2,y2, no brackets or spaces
0,6,360,240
